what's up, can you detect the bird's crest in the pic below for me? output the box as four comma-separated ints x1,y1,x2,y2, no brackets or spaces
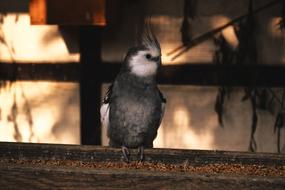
141,17,161,57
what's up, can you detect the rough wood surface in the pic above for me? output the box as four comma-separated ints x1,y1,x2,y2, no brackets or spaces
1,164,284,190
0,142,284,189
0,142,285,165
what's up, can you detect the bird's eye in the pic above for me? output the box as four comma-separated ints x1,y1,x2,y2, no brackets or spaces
145,54,152,60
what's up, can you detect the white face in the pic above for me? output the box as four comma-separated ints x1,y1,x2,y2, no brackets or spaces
129,49,161,77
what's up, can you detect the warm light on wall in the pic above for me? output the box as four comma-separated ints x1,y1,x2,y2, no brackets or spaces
154,106,216,149
268,17,285,38
211,16,239,49
0,13,79,63
0,82,80,144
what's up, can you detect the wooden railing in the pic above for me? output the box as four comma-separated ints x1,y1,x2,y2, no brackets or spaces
0,142,284,189
1,62,285,86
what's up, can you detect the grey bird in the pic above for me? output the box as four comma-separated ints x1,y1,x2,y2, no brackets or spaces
100,24,166,162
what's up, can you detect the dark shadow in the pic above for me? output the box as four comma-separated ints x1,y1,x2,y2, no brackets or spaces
0,0,29,13
58,26,79,54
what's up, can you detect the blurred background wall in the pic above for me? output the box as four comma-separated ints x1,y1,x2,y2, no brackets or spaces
0,0,284,153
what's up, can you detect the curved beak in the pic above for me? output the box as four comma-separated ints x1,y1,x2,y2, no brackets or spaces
151,56,162,66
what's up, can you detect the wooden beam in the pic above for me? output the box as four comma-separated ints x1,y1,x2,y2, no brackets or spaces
1,62,285,87
29,0,106,25
0,62,79,82
79,26,102,145
0,142,284,189
0,142,285,165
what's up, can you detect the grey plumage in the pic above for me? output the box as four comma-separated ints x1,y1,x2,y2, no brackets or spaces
108,70,163,148
100,21,166,162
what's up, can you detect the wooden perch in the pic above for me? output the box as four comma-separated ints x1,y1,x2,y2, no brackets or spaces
0,142,284,189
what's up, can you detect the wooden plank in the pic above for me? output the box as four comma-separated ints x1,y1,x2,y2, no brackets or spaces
0,142,284,189
0,142,284,166
158,64,285,87
29,0,106,25
1,62,285,87
0,164,284,190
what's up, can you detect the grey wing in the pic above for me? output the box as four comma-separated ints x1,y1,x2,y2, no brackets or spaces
158,89,166,126
100,84,113,128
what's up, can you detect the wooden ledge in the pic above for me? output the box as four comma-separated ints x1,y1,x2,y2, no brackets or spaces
0,142,285,165
0,142,284,189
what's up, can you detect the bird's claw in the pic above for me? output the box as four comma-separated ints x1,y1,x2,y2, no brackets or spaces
138,146,144,162
121,146,145,163
121,146,130,163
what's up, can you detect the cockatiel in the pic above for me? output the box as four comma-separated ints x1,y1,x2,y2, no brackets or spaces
100,21,166,162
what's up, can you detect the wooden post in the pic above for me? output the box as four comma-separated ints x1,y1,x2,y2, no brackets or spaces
79,26,102,145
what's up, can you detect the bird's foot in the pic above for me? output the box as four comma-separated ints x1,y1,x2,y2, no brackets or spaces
138,146,144,162
121,146,130,163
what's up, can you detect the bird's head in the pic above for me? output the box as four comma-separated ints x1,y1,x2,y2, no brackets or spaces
124,22,161,77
